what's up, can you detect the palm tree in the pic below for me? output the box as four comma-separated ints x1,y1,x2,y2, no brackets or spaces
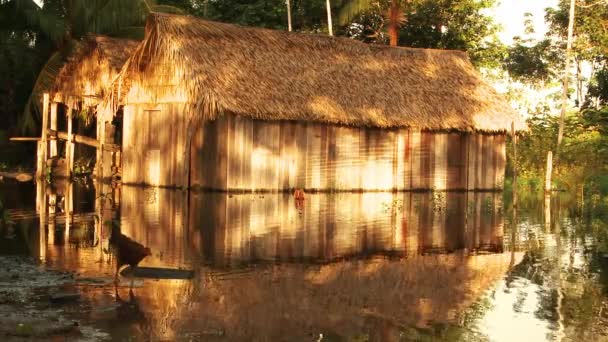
6,0,183,132
338,0,410,46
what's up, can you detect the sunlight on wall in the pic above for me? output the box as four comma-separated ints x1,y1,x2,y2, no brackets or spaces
361,160,393,190
433,134,448,190
147,150,161,186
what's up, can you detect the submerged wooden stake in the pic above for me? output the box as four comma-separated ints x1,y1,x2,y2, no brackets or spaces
512,122,518,208
510,122,518,267
545,151,553,192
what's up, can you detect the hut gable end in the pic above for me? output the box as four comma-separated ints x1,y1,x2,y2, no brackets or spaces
54,35,139,107
113,13,525,132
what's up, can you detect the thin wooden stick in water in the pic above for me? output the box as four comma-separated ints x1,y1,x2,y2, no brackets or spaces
510,122,518,268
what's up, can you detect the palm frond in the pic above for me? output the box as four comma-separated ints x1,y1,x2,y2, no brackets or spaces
22,51,66,133
111,26,146,40
337,0,375,26
144,0,186,14
89,0,148,35
151,5,186,14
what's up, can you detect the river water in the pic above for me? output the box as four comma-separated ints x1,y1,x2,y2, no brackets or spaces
1,179,607,341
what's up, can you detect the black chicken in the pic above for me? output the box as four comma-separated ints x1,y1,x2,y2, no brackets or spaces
109,222,151,284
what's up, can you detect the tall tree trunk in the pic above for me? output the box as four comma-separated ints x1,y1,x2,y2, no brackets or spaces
286,0,292,32
557,0,576,155
576,59,583,106
388,0,399,46
326,0,333,36
548,0,575,191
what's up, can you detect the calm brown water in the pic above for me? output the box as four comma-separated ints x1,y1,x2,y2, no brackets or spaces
1,179,608,341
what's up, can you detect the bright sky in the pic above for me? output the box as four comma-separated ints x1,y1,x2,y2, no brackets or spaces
491,0,559,45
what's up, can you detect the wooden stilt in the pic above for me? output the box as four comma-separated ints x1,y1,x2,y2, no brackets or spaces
96,113,105,179
36,141,44,180
66,106,74,177
38,93,50,179
49,102,58,157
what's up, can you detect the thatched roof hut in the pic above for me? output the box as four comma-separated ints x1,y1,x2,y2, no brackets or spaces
53,35,138,108
113,13,524,132
110,13,521,190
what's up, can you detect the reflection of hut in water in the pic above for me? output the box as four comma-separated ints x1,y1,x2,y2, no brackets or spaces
111,188,517,339
116,187,505,268
109,13,525,190
187,192,505,267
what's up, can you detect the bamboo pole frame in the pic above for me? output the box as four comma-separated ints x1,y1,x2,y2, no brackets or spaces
49,102,58,157
47,129,102,148
37,93,50,179
66,106,74,177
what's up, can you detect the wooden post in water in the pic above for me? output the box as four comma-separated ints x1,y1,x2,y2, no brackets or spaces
66,106,74,177
96,112,105,180
49,102,58,157
510,122,518,267
65,181,73,240
512,122,518,209
38,182,47,262
48,192,56,246
37,93,50,179
545,151,553,193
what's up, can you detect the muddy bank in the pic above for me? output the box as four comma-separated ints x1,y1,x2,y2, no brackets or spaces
0,256,108,341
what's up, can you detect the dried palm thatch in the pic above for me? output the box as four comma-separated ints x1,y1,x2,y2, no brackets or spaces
112,13,525,132
53,35,139,108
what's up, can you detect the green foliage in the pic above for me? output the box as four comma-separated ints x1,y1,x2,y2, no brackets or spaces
341,0,505,68
586,68,608,106
206,0,341,32
207,0,289,30
505,38,558,84
545,0,608,105
337,0,374,26
510,105,608,195
546,0,608,61
0,0,187,136
402,0,504,68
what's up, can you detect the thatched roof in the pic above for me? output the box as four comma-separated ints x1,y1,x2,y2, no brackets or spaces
53,35,138,107
113,13,525,132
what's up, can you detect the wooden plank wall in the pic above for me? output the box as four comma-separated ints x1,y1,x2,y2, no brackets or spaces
122,104,189,187
123,110,507,191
